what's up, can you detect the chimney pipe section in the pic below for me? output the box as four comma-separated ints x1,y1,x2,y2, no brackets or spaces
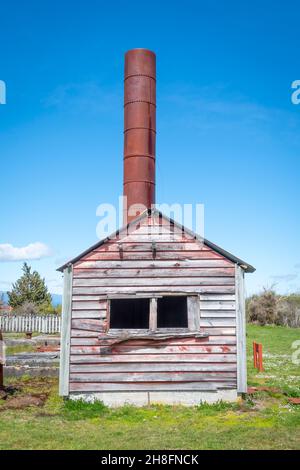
123,49,156,224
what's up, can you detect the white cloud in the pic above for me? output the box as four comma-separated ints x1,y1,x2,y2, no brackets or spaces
46,278,63,295
0,242,52,262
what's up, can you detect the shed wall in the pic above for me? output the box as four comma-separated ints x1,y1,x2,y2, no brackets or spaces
68,215,237,395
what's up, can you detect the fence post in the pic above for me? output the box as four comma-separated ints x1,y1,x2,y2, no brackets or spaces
0,314,61,334
258,343,264,372
253,342,257,368
253,341,264,372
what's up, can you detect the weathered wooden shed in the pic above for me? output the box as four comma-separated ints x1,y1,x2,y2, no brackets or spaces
58,49,255,405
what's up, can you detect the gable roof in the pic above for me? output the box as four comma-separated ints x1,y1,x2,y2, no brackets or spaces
57,208,255,273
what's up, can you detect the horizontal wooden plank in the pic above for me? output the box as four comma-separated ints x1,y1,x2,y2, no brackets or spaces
123,226,194,235
114,235,200,243
72,320,236,334
71,319,106,332
73,277,234,288
69,372,236,383
200,311,236,318
73,286,236,296
71,329,100,337
72,311,106,319
70,342,236,354
200,294,236,301
80,251,224,262
201,318,235,327
73,267,235,279
70,352,236,362
70,326,236,338
71,296,236,306
70,334,236,345
94,242,208,253
200,301,235,310
75,260,234,270
69,382,224,392
70,363,238,373
72,300,107,310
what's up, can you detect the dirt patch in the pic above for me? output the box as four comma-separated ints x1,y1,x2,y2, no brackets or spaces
0,393,48,411
36,345,59,353
247,386,281,394
288,397,300,405
0,384,21,399
0,381,49,411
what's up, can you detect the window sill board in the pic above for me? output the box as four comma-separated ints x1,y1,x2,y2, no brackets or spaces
98,330,209,345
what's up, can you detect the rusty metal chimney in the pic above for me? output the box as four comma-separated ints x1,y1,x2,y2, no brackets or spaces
123,49,156,224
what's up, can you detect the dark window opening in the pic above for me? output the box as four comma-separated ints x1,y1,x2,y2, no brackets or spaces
110,298,150,329
157,296,188,328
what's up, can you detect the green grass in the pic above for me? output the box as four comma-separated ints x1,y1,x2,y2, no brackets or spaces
247,324,300,396
0,324,300,450
3,332,40,339
5,344,37,355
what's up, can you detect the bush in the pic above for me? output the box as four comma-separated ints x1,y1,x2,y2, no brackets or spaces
276,298,300,328
247,289,277,326
14,301,40,316
247,289,300,327
13,301,61,316
38,302,62,315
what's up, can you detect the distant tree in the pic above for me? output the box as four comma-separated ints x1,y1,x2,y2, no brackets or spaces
38,301,62,316
8,263,52,310
53,303,62,315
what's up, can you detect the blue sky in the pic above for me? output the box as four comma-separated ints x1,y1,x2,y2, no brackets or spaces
0,0,300,297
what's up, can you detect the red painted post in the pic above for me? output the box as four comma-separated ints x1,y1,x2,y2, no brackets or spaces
253,341,264,372
253,341,257,368
258,343,264,372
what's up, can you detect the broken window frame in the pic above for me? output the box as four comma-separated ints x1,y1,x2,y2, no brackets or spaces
107,294,200,334
109,297,150,331
156,296,189,329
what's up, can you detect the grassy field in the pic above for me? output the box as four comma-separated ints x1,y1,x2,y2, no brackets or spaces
0,324,300,450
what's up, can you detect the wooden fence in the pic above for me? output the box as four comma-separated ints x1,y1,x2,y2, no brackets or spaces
0,314,61,334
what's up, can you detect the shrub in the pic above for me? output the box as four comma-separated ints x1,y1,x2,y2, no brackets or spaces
14,301,40,316
247,289,277,325
276,297,300,328
247,290,300,327
13,301,61,316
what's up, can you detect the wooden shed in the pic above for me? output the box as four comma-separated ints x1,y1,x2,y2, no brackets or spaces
58,49,255,405
58,209,254,405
